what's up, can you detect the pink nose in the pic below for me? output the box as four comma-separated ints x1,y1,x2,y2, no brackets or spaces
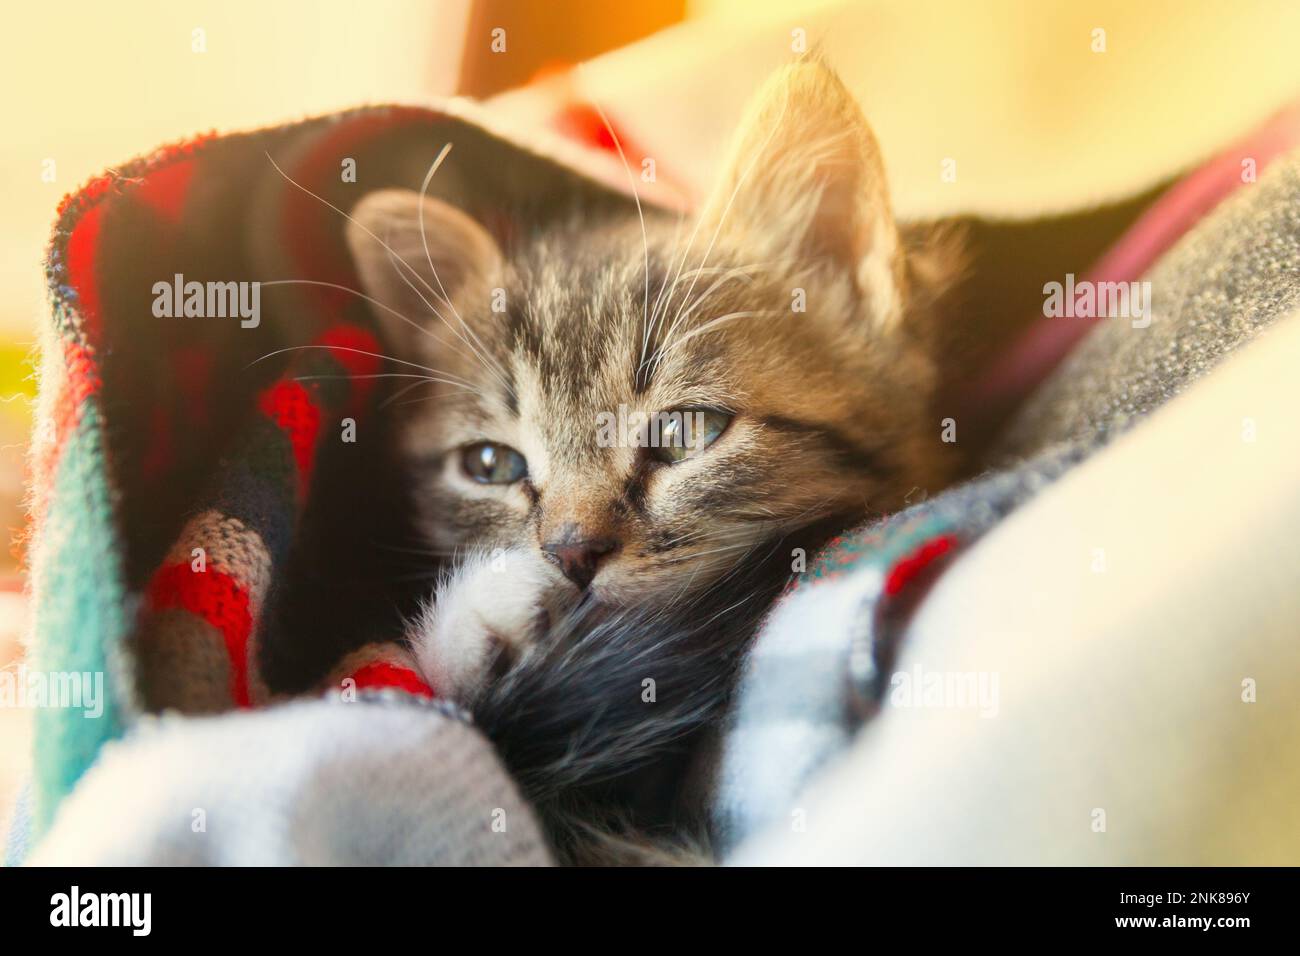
542,531,619,589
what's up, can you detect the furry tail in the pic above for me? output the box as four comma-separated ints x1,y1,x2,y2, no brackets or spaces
470,546,794,863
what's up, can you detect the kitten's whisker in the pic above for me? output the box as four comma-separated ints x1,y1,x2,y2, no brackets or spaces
673,541,756,563
781,492,842,528
663,261,761,297
391,390,478,407
263,153,454,321
262,150,515,401
655,528,759,569
699,574,767,626
673,542,757,602
649,187,713,329
378,376,453,409
291,371,475,389
658,495,842,603
663,93,792,360
652,523,756,556
380,377,433,408
246,343,485,397
246,343,463,382
647,211,688,326
654,309,778,363
692,532,789,609
655,531,710,551
381,242,516,401
645,191,758,377
575,67,652,385
650,266,759,372
414,144,518,400
258,279,482,371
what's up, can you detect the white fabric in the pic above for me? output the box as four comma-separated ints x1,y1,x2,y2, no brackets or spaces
28,697,553,866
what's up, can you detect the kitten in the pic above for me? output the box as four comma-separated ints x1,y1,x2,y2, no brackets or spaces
345,60,961,859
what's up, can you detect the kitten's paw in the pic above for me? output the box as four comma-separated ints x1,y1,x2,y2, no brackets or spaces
408,547,567,701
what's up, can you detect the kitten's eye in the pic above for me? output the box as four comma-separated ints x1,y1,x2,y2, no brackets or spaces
460,442,528,484
651,408,732,464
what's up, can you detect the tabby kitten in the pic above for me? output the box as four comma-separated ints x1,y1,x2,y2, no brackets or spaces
345,60,960,855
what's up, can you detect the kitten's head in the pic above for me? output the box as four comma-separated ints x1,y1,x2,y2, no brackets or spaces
347,60,956,610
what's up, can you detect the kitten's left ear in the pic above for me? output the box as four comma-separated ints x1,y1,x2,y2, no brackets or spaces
345,188,502,335
700,58,904,331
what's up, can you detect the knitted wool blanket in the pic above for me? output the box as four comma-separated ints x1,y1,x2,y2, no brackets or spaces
23,102,643,849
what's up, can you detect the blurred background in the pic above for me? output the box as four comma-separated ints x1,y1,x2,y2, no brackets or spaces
3,0,1299,844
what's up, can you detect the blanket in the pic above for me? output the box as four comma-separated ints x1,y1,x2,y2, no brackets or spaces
22,100,641,851
27,696,552,866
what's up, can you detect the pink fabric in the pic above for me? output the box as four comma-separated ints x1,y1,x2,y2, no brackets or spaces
965,100,1300,422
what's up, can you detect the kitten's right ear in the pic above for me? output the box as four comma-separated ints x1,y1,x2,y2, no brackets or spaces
345,188,502,329
699,58,905,332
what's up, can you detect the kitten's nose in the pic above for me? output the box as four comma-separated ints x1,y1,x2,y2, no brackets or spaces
542,529,619,589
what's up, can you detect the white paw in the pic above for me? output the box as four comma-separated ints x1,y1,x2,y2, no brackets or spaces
408,547,567,701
